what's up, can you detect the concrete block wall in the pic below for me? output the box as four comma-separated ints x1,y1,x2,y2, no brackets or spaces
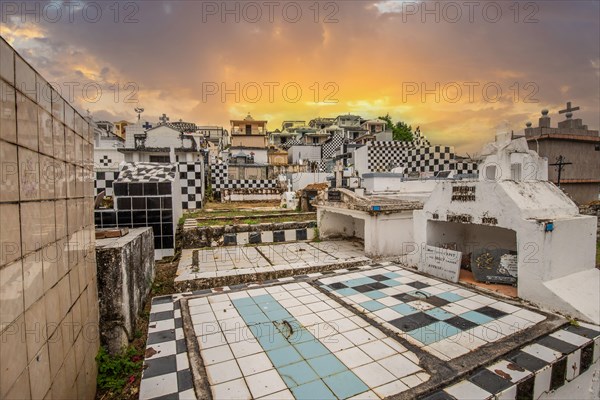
0,38,100,399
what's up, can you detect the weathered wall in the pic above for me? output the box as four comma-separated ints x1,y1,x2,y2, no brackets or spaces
0,38,99,399
96,228,154,354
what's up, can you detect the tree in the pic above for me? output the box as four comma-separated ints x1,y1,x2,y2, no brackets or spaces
378,114,413,142
394,121,413,141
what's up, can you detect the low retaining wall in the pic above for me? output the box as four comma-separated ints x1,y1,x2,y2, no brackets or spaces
96,227,155,354
174,258,368,292
220,188,283,202
181,220,317,248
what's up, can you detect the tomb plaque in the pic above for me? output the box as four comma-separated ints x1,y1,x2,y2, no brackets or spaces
471,249,518,284
420,245,462,283
328,190,342,202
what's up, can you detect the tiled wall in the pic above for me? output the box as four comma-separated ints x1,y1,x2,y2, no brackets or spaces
0,38,99,398
95,181,176,254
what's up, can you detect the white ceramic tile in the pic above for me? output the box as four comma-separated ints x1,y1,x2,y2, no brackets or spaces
522,343,562,363
245,369,287,398
444,380,492,400
373,379,410,398
206,359,242,385
336,347,373,368
211,378,252,400
201,345,234,365
238,352,273,376
378,354,421,378
353,362,396,387
139,373,179,399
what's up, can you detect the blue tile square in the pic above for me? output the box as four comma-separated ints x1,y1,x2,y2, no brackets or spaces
252,294,274,304
291,379,336,400
345,277,376,287
258,301,285,314
335,288,359,296
364,291,387,300
323,370,369,399
294,340,330,360
279,361,319,387
437,292,464,302
242,312,270,325
460,310,494,325
359,300,386,312
288,327,315,345
266,308,292,321
232,297,255,307
267,346,303,368
247,322,274,338
307,354,347,378
236,303,263,317
408,322,461,345
382,280,402,287
425,307,455,321
258,332,290,351
383,272,402,279
391,303,419,315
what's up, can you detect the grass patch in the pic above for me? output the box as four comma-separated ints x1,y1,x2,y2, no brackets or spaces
96,346,143,393
196,214,315,227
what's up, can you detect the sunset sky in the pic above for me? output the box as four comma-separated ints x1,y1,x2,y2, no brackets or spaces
2,0,598,153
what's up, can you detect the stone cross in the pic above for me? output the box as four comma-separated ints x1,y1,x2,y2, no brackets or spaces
142,121,152,130
558,101,580,119
159,113,170,124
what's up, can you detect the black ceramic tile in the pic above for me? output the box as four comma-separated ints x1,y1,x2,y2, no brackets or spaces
161,210,173,223
273,230,285,242
158,182,171,195
390,312,438,332
296,229,307,240
422,391,457,400
144,182,158,195
117,211,132,225
224,234,237,246
507,351,549,372
129,183,143,196
161,197,172,209
152,296,173,305
392,293,418,303
580,342,595,373
424,296,450,307
162,223,173,236
469,368,512,394
147,329,176,345
162,236,174,249
516,375,534,400
116,197,129,210
329,282,347,290
407,281,430,290
113,183,127,196
94,212,102,225
175,339,187,354
177,369,194,391
132,197,146,210
147,197,161,210
563,325,600,340
133,211,147,223
101,211,116,226
537,336,579,355
475,306,507,319
549,357,567,390
353,284,376,293
147,210,161,224
174,318,183,329
367,282,389,290
369,274,391,282
445,316,479,331
150,310,175,322
143,354,177,379
249,232,261,244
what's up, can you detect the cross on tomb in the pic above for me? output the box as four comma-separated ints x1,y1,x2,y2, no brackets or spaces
159,113,170,124
549,155,572,188
558,101,580,119
142,121,152,130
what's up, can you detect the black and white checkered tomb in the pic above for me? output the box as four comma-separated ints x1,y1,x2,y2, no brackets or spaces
210,163,279,192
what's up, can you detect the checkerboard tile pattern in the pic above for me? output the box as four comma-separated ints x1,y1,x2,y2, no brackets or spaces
190,282,428,399
178,162,203,210
317,266,546,360
95,170,119,196
425,322,600,400
210,163,279,192
140,296,195,400
318,134,345,172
